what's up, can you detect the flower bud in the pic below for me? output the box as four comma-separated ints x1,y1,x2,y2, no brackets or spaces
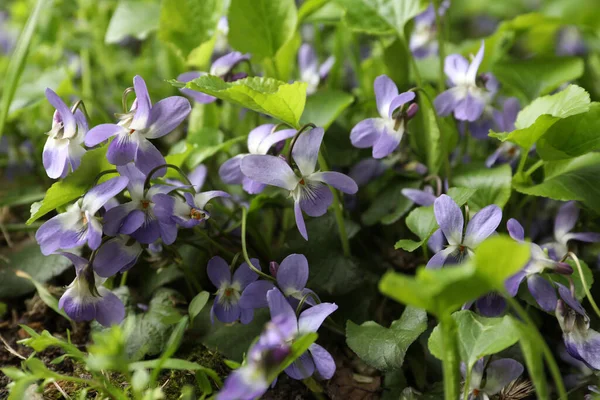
269,261,279,278
405,103,419,120
553,261,574,275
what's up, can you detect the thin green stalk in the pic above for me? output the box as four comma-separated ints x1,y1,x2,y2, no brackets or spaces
317,150,351,257
504,295,567,399
440,316,460,400
119,271,128,287
516,150,528,175
241,207,276,281
402,36,423,89
564,252,600,319
525,159,544,177
462,367,472,400
0,0,46,141
433,0,446,93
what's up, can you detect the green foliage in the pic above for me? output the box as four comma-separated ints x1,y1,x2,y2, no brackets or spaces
228,0,298,59
452,164,513,211
105,1,161,44
12,271,69,319
18,325,84,358
346,306,427,371
179,75,307,128
188,291,210,324
300,90,354,130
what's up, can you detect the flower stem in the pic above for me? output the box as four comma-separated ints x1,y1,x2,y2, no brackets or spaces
241,207,276,281
462,367,472,400
440,315,460,400
564,252,600,319
516,149,528,175
524,159,544,177
504,295,567,399
317,150,351,258
434,0,447,93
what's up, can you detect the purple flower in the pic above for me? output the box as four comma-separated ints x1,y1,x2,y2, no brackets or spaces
103,163,178,245
505,218,573,312
241,127,358,240
36,176,129,255
43,89,88,179
58,252,125,326
178,51,250,103
348,158,387,187
434,42,493,122
543,202,600,259
84,76,191,175
427,194,501,268
267,288,337,380
298,44,335,95
350,75,418,159
556,26,586,57
486,98,521,167
219,124,296,194
461,358,524,399
409,1,450,59
92,235,143,278
402,186,437,206
556,284,600,370
0,137,34,180
0,12,17,54
208,256,260,324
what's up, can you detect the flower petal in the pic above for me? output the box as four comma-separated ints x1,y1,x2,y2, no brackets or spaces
299,182,333,217
277,254,309,294
374,75,398,119
145,96,191,139
242,177,266,194
45,88,76,137
219,155,245,185
210,51,250,76
36,212,81,255
483,358,523,395
120,209,146,234
298,302,337,334
402,188,437,206
298,44,318,76
350,118,384,148
292,127,324,177
43,138,69,179
554,201,580,240
426,247,455,269
135,137,166,176
434,87,463,117
454,91,485,122
564,232,600,243
107,132,138,165
178,72,217,103
84,124,124,147
463,204,502,248
82,176,129,215
557,282,587,316
465,41,485,84
212,301,240,324
256,128,296,155
294,200,308,240
194,190,230,209
285,352,315,380
318,56,335,79
59,288,96,322
309,343,336,380
388,91,416,118
130,75,152,130
505,270,526,297
267,288,297,326
241,154,299,190
233,258,260,289
207,256,232,288
476,293,506,317
93,237,142,277
434,194,464,246
507,218,525,242
95,287,126,326
372,127,401,159
188,164,207,191
311,171,358,194
527,275,558,312
247,124,273,154
428,228,446,253
239,281,276,309
444,54,469,84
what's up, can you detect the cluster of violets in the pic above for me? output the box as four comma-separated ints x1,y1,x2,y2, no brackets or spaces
29,6,600,398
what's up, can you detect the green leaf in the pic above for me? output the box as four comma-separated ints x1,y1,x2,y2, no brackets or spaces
18,327,84,359
335,0,426,37
515,321,549,399
0,241,76,297
180,75,307,128
553,259,593,301
298,0,330,22
452,164,512,211
272,33,302,82
346,306,427,371
158,0,223,59
27,147,113,224
537,103,600,160
514,153,600,213
492,57,584,101
300,90,354,130
489,85,590,149
268,333,318,381
362,180,420,226
188,291,210,324
105,1,161,44
473,236,531,290
13,271,69,319
428,311,520,370
227,0,298,59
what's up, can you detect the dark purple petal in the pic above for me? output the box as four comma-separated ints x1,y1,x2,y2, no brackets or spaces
299,182,333,217
159,221,178,245
572,329,600,370
294,201,308,240
463,204,502,248
240,308,254,324
434,194,464,246
348,159,387,186
239,281,276,309
298,302,337,334
292,127,324,177
527,275,558,312
36,212,81,255
277,254,309,294
309,343,336,380
557,283,587,316
135,138,166,176
233,259,260,289
374,75,398,119
85,124,123,147
350,118,384,148
130,75,152,130
212,301,241,324
120,209,146,234
86,218,103,250
103,203,134,236
208,256,232,288
505,270,527,296
145,96,191,139
476,293,506,317
130,218,162,244
59,289,96,322
507,218,525,242
95,287,126,326
311,171,358,194
241,155,299,190
93,237,142,277
402,188,437,206
58,252,89,271
267,288,297,325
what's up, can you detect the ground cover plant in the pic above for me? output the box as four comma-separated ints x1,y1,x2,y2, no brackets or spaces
1,0,600,399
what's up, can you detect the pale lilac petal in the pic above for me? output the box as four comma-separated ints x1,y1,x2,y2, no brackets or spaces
372,127,401,159
135,138,166,176
45,88,76,137
107,132,138,165
59,289,95,322
465,41,485,84
233,259,260,289
426,247,455,269
82,176,129,215
434,194,464,246
348,159,387,186
463,205,502,248
311,171,358,194
178,71,217,103
444,54,470,84
374,75,398,118
565,232,600,243
507,218,525,242
402,188,436,206
298,302,337,334
528,275,557,312
43,138,68,179
130,75,152,130
388,92,416,118
505,270,527,297
454,91,485,122
58,252,89,271
350,118,385,149
494,97,519,132
555,201,579,240
210,51,250,76
241,155,299,190
434,87,463,117
242,177,266,194
239,281,276,309
36,212,81,255
571,329,600,370
84,124,123,147
483,359,524,395
247,124,273,154
208,256,231,288
95,287,126,326
145,96,191,139
255,128,296,155
428,228,446,253
309,343,336,380
93,237,142,277
67,142,86,173
298,44,318,75
116,162,146,196
294,200,308,240
219,155,245,184
277,254,309,294
299,183,333,217
194,190,230,209
87,218,103,250
212,301,240,324
218,366,267,400
285,352,315,380
267,288,297,325
292,127,324,177
188,164,207,191
318,56,335,79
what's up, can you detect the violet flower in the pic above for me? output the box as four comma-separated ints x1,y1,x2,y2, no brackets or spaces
505,218,573,312
461,358,524,400
58,252,125,326
103,163,178,245
556,283,600,370
298,43,335,95
409,1,450,59
177,51,250,103
348,158,387,187
92,235,143,278
556,26,586,57
267,288,337,380
219,124,296,194
402,186,436,206
208,256,260,324
241,127,358,240
84,75,191,175
350,75,418,159
543,201,600,259
434,42,493,122
427,194,501,268
486,97,521,168
36,176,129,255
43,89,88,179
